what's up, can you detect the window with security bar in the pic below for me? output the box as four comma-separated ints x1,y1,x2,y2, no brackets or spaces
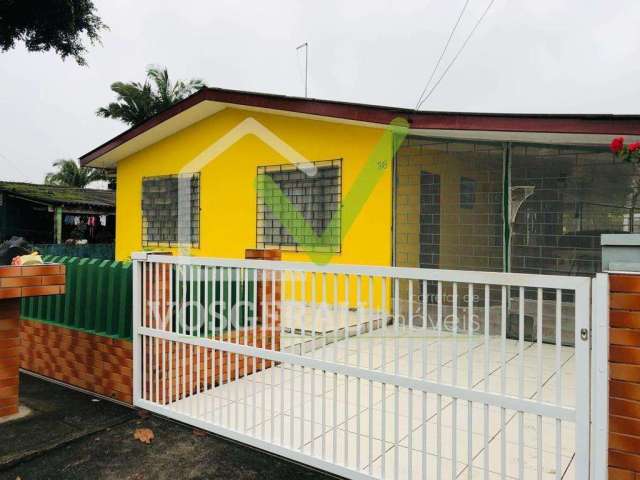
256,160,341,252
141,173,200,247
395,137,505,272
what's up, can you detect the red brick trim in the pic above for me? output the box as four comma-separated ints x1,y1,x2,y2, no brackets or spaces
20,319,133,404
610,274,640,476
0,264,65,300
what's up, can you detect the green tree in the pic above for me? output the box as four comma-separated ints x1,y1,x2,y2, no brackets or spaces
44,159,108,188
96,65,206,126
0,0,107,66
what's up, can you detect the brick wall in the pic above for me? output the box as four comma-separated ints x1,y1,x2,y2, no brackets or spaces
20,319,133,404
609,274,640,478
142,330,279,405
0,299,20,417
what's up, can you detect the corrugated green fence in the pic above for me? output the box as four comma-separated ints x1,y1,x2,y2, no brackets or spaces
20,255,132,340
34,244,115,260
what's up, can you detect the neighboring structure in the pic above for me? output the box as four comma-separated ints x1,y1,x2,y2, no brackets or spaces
0,182,115,245
80,87,640,277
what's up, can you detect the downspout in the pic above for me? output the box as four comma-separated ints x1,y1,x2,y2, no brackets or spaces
391,132,399,267
503,143,511,272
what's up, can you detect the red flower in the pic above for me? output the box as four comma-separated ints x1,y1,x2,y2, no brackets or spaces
611,136,625,154
629,142,640,153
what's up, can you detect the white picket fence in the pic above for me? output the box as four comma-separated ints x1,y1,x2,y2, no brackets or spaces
132,253,607,479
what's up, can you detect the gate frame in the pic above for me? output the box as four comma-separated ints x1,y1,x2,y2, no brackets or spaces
591,273,609,480
131,252,609,479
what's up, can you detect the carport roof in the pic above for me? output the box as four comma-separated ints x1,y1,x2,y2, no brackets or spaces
80,87,640,168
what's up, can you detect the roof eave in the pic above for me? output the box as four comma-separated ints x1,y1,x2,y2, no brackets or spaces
80,87,640,167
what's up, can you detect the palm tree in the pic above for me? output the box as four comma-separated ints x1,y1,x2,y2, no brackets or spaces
44,159,108,188
96,65,206,126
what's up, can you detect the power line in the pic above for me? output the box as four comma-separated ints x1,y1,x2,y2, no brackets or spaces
416,0,497,110
414,0,471,110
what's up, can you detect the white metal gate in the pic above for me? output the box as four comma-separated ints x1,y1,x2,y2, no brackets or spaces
132,253,600,479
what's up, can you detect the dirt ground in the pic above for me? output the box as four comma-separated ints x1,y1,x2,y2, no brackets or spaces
0,374,336,480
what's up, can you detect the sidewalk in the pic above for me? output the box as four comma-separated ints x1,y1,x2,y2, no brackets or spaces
0,373,335,480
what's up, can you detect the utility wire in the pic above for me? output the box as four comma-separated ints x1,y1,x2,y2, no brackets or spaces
416,0,497,110
414,0,471,110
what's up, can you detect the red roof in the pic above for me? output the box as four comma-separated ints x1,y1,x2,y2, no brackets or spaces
80,87,640,166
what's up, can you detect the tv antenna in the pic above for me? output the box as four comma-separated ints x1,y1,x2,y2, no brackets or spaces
296,42,309,97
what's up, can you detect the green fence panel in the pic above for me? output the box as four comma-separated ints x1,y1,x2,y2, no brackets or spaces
83,259,99,331
44,255,60,322
22,259,257,342
104,261,120,336
94,260,111,334
20,255,133,341
62,257,79,327
54,257,69,323
169,267,256,337
73,258,90,329
34,253,53,320
117,262,132,339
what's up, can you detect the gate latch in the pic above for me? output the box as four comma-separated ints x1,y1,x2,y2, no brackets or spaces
580,328,589,341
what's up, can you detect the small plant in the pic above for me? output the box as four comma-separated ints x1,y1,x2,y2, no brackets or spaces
610,136,640,162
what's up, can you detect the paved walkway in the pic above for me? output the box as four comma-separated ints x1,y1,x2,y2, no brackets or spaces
171,328,577,479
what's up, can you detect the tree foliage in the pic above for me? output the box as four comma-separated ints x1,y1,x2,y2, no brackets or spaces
0,0,107,65
96,65,206,126
44,159,108,188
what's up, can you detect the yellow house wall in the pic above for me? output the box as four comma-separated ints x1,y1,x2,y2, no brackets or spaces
115,107,393,277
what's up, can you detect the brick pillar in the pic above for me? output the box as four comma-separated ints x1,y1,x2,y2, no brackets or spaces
0,264,65,417
0,298,20,417
609,273,640,478
245,249,281,328
245,249,281,366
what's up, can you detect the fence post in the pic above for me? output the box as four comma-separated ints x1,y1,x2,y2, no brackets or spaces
131,252,145,405
608,272,640,477
591,273,609,479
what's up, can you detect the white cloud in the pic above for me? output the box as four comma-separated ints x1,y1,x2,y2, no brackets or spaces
1,0,639,183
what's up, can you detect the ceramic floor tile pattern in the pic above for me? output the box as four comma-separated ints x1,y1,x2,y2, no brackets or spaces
170,327,577,479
